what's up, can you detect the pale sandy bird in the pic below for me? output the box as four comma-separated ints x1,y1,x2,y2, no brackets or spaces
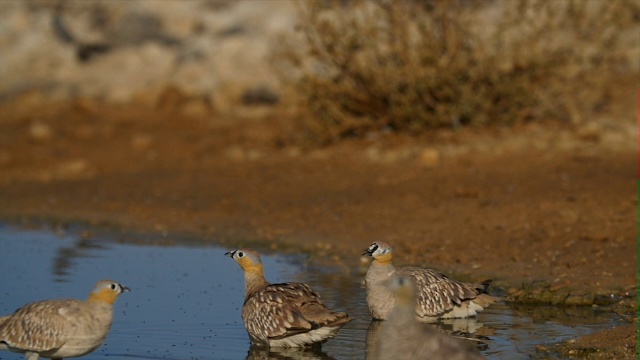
363,241,498,321
225,249,351,347
374,275,485,360
0,280,129,360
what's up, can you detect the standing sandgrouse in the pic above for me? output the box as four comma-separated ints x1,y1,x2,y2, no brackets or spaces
225,249,351,347
375,275,485,360
363,241,498,321
0,280,129,360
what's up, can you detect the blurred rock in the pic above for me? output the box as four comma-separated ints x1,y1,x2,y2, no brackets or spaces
366,146,415,163
76,43,112,62
0,1,296,106
28,121,53,142
105,12,176,47
241,85,279,105
225,145,261,161
55,159,95,180
72,97,99,116
577,122,602,142
181,97,214,117
156,85,191,112
418,148,440,167
154,85,214,116
11,90,49,108
131,134,154,151
73,125,96,140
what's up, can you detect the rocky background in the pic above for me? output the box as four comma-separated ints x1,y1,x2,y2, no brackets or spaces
0,0,294,113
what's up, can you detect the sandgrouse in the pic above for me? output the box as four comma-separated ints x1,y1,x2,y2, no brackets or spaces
226,249,351,347
0,280,129,360
363,241,498,321
375,275,485,360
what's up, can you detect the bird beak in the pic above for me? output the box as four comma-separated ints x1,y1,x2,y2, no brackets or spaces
121,285,131,293
362,250,373,256
362,244,377,256
224,250,236,258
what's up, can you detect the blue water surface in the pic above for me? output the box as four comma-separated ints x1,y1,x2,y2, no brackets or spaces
0,223,623,359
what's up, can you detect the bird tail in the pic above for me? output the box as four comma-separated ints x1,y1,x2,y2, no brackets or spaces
474,279,501,306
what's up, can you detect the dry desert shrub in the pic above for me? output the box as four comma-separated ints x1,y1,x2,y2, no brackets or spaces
272,0,639,144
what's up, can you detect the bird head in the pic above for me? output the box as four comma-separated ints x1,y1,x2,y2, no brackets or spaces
225,249,264,275
363,241,394,264
88,280,129,304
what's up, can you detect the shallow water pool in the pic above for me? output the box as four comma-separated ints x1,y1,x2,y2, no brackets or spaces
0,224,623,359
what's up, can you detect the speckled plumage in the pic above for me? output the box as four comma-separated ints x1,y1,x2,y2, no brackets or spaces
374,276,485,360
363,241,498,321
226,249,351,347
0,280,128,360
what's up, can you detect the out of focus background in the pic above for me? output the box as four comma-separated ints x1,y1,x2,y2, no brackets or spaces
1,0,637,140
0,1,638,358
0,0,292,111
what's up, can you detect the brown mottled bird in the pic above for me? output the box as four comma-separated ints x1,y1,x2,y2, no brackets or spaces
0,280,129,360
363,241,498,321
375,275,485,360
225,249,351,347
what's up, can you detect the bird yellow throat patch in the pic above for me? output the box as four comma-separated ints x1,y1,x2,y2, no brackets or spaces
239,259,264,275
374,252,393,265
89,289,119,305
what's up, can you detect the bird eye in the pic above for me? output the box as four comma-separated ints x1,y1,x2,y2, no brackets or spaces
110,283,117,290
237,251,244,258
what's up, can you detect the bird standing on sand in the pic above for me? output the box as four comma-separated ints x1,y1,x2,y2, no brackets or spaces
225,249,351,347
0,280,129,360
375,275,485,360
363,241,498,321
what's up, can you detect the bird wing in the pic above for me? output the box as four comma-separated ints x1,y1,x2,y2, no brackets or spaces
399,267,481,317
242,282,343,342
0,299,78,353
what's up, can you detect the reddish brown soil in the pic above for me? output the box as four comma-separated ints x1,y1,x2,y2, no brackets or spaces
540,321,639,359
0,98,636,357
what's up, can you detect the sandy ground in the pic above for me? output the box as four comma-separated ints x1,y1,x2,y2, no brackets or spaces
0,98,637,358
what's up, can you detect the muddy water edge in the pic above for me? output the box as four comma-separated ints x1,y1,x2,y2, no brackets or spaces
0,222,636,359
